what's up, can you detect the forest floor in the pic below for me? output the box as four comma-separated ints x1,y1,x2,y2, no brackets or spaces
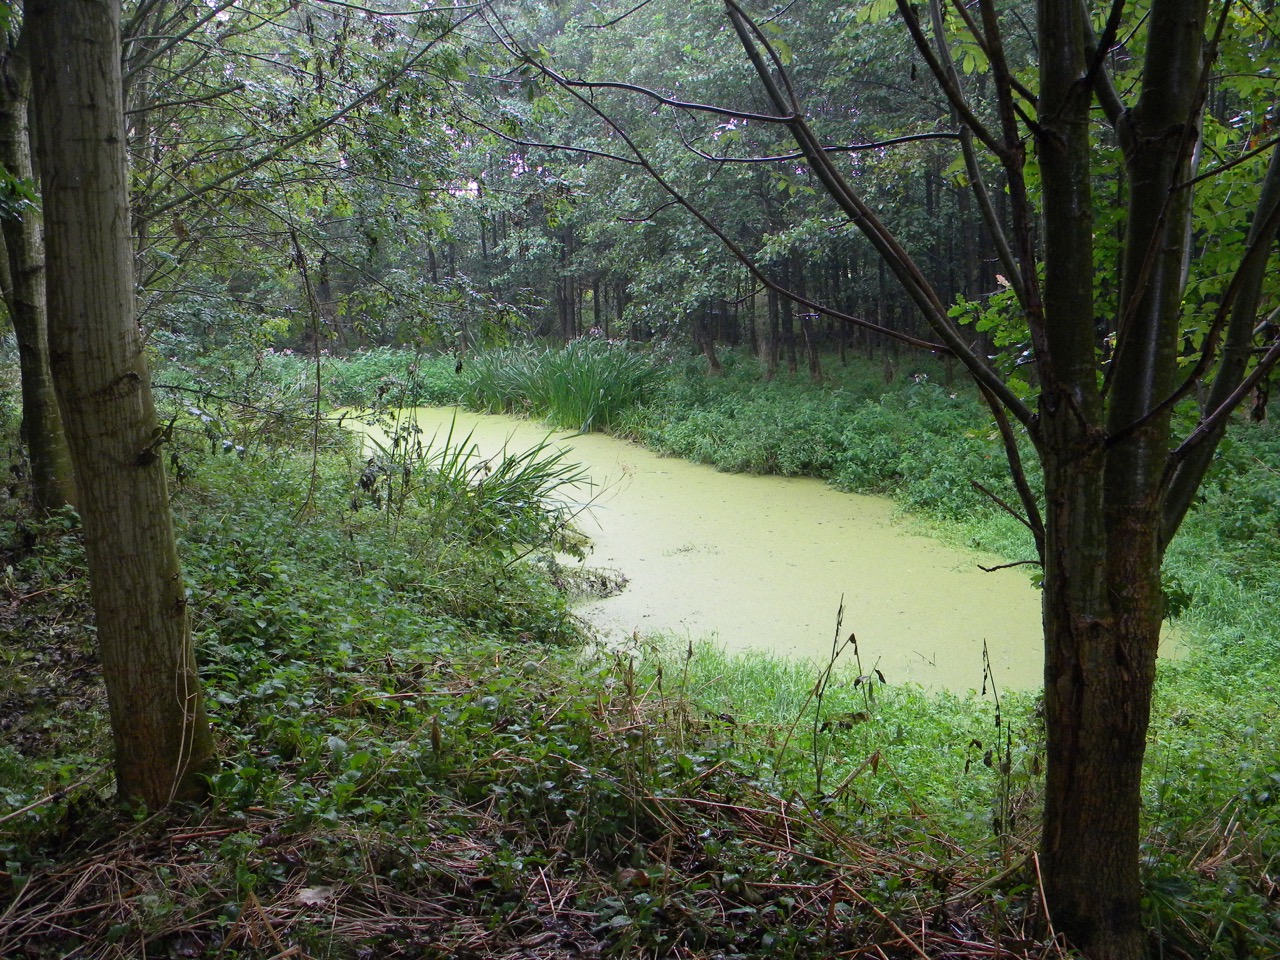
0,527,1062,960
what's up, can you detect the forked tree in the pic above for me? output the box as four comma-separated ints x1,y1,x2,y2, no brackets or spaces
29,0,214,807
500,0,1280,956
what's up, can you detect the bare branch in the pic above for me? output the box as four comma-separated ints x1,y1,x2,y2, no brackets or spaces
457,109,643,166
554,75,793,125
932,0,1031,309
1109,179,1280,447
1180,133,1280,190
1169,317,1280,461
959,132,1027,307
122,0,241,88
723,0,1032,424
553,80,951,352
948,0,1038,108
977,383,1046,555
124,82,245,116
977,558,1042,572
1082,0,1128,124
582,0,660,30
894,0,1007,159
971,478,1040,536
680,130,962,165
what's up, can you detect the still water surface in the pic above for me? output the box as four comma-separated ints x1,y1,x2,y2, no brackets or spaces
366,407,1047,691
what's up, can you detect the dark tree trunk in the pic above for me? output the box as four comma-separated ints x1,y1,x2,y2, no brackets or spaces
790,254,822,381
695,306,723,374
1033,0,1204,954
764,286,779,379
0,23,75,513
780,288,797,374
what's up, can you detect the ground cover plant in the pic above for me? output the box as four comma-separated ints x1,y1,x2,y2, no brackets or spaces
2,349,1278,957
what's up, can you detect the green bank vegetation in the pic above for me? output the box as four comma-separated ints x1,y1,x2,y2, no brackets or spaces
3,343,1277,958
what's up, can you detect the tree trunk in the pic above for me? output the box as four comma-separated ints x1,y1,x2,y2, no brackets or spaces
695,307,723,374
1038,426,1156,960
1033,0,1205,953
780,286,798,374
1032,0,1152,949
791,254,821,381
764,285,779,379
0,22,75,513
720,1,1271,955
30,0,215,807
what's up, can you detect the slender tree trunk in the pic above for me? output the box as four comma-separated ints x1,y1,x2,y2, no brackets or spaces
30,0,215,807
764,286,779,379
0,23,75,512
791,254,821,381
695,306,723,374
780,286,798,374
615,280,625,339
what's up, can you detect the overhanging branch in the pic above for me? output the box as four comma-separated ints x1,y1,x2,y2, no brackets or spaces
724,0,1033,424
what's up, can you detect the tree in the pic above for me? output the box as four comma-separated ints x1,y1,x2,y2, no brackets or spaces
0,18,75,512
499,0,1280,955
29,0,215,806
121,0,485,355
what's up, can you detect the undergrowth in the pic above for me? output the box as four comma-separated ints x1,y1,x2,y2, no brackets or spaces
619,352,1039,531
0,422,1059,959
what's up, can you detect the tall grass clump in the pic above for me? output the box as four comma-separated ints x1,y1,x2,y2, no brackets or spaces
359,413,592,563
463,339,659,432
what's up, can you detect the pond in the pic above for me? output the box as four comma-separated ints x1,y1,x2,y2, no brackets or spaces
359,406,1052,692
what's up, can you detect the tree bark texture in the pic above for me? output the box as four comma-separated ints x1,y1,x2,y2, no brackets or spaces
29,0,214,807
1033,0,1207,955
0,22,75,512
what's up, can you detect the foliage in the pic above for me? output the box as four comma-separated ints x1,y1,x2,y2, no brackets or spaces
627,352,1036,527
354,410,592,563
127,0,484,354
0,169,37,222
321,347,464,409
462,338,660,432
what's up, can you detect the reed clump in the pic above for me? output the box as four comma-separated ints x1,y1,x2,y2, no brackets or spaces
463,338,659,433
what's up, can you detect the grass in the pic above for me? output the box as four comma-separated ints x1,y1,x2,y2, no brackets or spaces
462,339,660,433
357,410,592,559
618,352,1038,531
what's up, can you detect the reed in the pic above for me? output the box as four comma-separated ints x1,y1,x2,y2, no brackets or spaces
463,339,658,432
